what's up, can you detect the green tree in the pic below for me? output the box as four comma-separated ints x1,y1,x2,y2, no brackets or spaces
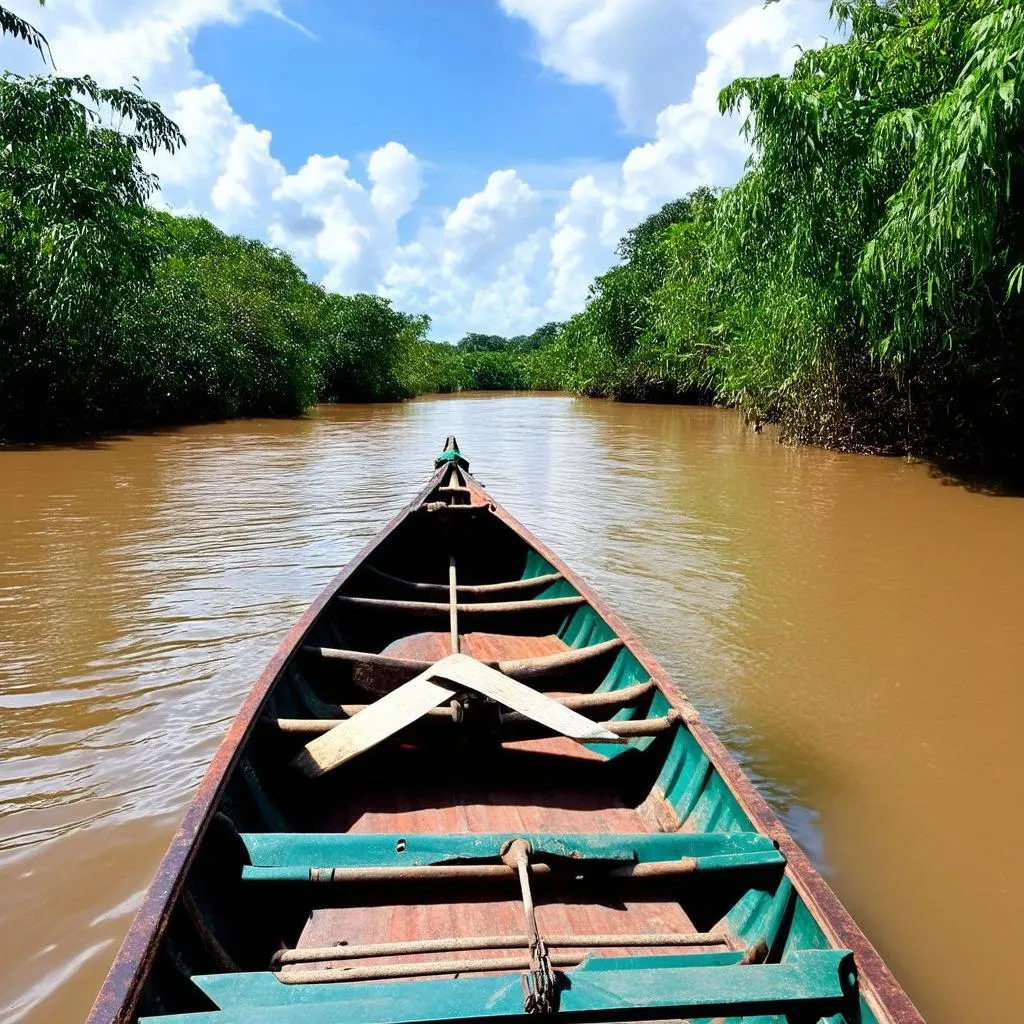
319,293,430,401
0,68,184,435
0,2,51,64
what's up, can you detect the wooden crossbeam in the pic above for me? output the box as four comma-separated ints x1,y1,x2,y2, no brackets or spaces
335,594,585,615
244,847,784,884
268,711,676,740
363,566,564,596
273,679,654,727
301,637,624,682
271,931,729,967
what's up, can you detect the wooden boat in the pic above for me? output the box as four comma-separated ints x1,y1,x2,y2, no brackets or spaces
88,437,923,1024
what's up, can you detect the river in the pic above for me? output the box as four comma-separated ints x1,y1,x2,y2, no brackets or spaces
1,394,1021,1022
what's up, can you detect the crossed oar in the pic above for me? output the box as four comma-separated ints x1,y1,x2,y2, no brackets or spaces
292,652,619,778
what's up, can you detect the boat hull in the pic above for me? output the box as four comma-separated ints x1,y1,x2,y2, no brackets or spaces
87,443,923,1024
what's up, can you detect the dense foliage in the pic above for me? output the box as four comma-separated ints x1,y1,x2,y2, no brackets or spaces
445,324,564,391
549,0,1024,471
0,71,433,439
0,5,563,440
6,0,1024,472
0,10,442,439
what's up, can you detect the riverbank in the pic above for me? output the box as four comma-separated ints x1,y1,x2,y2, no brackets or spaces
538,4,1024,478
6,4,1022,469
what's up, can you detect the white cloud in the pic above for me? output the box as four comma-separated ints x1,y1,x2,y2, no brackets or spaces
500,0,757,134
270,152,414,293
3,0,421,294
379,1,830,333
211,123,280,215
1,0,833,337
380,172,546,337
444,170,541,270
534,0,832,319
369,142,422,223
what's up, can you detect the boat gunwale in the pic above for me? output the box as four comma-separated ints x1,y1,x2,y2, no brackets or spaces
86,458,925,1024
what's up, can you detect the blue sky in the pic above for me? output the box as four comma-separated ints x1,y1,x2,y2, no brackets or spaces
193,4,630,179
3,0,833,339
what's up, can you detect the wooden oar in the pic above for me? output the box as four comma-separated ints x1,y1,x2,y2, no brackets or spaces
292,653,618,778
430,654,619,744
291,667,455,778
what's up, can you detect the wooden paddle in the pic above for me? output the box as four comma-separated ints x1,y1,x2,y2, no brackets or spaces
431,653,619,743
292,652,619,778
291,667,455,778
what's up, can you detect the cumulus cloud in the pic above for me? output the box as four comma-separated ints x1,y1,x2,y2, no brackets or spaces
270,150,423,293
528,0,832,319
500,0,758,134
382,1,830,332
3,0,422,294
1,0,833,337
369,142,422,223
380,172,546,336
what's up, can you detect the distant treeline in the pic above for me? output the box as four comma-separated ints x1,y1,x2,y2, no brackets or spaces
544,1,1024,473
414,325,564,394
4,1,1024,474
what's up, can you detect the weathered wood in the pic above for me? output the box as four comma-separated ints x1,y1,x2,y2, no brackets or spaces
268,711,675,739
336,594,585,615
448,557,459,655
290,654,618,775
363,565,564,596
277,952,583,985
249,849,778,884
497,638,624,678
429,653,618,742
290,670,455,778
321,678,653,717
301,636,622,680
265,679,655,734
272,930,728,966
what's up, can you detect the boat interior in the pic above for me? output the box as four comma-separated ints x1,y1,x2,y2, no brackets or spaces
130,447,876,1024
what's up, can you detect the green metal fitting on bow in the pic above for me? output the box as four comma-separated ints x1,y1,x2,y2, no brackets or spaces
435,435,469,470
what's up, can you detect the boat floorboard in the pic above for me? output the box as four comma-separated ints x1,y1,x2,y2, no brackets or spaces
382,630,568,663
294,894,713,970
319,735,635,834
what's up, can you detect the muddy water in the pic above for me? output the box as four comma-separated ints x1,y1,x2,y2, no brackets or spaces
1,394,1021,1022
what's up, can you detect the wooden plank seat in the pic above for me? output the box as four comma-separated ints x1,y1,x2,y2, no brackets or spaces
143,949,856,1023
238,831,786,884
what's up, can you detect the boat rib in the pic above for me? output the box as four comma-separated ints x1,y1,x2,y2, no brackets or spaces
364,565,564,596
335,594,586,614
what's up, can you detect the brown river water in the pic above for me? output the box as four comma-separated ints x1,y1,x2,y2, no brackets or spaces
1,394,1021,1022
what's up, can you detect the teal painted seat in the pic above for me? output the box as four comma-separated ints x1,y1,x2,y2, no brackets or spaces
139,831,812,1023
140,949,855,1023
236,830,785,881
